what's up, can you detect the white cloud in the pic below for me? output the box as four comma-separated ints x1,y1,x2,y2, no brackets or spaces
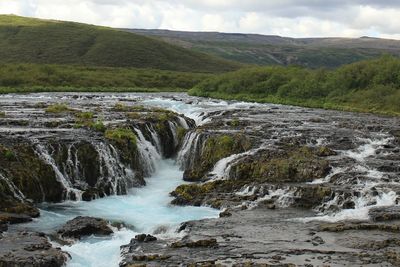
0,0,400,39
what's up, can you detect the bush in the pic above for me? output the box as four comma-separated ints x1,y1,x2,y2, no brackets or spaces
105,128,137,146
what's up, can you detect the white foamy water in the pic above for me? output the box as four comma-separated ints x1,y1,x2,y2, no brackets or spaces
298,191,397,223
21,160,218,267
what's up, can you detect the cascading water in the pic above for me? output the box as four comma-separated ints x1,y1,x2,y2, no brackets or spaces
35,143,83,201
134,127,161,175
299,134,399,222
95,142,136,195
0,173,25,201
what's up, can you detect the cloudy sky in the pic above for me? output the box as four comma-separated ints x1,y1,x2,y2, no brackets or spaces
1,0,400,39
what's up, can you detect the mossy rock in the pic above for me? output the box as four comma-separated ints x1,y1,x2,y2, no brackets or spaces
183,133,252,181
230,146,331,183
170,180,245,207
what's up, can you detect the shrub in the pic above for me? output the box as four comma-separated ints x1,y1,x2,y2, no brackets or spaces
105,128,137,146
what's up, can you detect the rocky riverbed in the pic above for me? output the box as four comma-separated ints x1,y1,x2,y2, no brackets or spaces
0,93,399,266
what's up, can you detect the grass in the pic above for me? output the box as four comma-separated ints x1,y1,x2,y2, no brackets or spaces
45,104,70,113
0,63,213,90
190,55,400,116
105,128,137,146
0,15,240,73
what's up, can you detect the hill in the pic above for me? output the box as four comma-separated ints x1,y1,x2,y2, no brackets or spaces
0,15,240,73
126,29,400,68
190,55,400,115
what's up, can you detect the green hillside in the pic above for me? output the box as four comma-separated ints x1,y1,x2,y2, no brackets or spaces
190,55,400,115
128,29,400,68
0,15,240,73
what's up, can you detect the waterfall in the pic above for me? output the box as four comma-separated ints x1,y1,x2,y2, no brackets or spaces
95,142,136,195
176,131,200,169
168,121,178,148
35,144,83,201
0,173,25,201
177,116,189,129
134,127,161,175
146,125,162,154
210,144,268,180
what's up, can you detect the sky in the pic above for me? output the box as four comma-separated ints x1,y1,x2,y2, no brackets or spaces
1,0,400,39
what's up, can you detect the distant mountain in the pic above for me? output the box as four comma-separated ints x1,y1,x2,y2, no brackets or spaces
0,15,240,73
124,29,400,68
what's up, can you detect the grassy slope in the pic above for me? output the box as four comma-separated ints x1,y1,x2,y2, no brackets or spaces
127,29,400,68
0,63,212,93
0,15,240,73
190,56,400,116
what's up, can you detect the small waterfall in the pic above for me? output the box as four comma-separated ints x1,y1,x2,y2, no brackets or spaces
146,125,162,154
168,121,179,148
176,131,201,169
134,127,162,175
177,116,189,129
95,142,136,195
210,144,268,180
35,144,83,201
0,173,25,201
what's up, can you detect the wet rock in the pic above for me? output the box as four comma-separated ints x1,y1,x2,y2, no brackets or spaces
318,222,400,232
219,209,232,217
229,146,331,184
170,238,218,248
182,133,252,182
134,234,157,242
0,212,33,224
0,223,7,233
369,206,400,222
57,216,113,241
0,231,69,267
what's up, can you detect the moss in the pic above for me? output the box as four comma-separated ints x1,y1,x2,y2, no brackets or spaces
177,127,187,143
0,111,5,117
228,118,240,127
45,103,70,113
184,134,251,181
75,111,94,119
231,146,331,183
90,120,106,132
105,128,137,146
171,180,244,206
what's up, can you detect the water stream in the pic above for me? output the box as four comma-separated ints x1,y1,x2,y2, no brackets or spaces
20,160,218,267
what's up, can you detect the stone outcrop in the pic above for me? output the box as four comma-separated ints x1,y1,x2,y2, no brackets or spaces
0,231,69,267
57,216,113,242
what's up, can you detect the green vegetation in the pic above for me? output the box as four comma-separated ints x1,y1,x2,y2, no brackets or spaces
0,111,5,117
0,15,240,73
129,29,400,68
45,103,70,113
105,128,137,146
0,63,212,91
73,111,105,132
190,56,400,115
184,134,252,181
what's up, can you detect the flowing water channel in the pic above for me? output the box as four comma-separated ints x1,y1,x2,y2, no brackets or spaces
2,92,399,266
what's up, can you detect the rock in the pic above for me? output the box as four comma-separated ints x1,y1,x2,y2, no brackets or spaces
369,206,400,222
134,234,157,242
219,209,232,217
170,238,218,248
0,212,33,224
0,223,7,233
0,231,69,267
57,216,113,241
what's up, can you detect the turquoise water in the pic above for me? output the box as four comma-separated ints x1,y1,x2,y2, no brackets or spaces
23,160,218,267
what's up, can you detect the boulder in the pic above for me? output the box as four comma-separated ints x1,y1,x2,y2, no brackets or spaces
369,206,400,222
0,212,32,224
134,234,157,242
0,231,69,267
57,216,113,241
